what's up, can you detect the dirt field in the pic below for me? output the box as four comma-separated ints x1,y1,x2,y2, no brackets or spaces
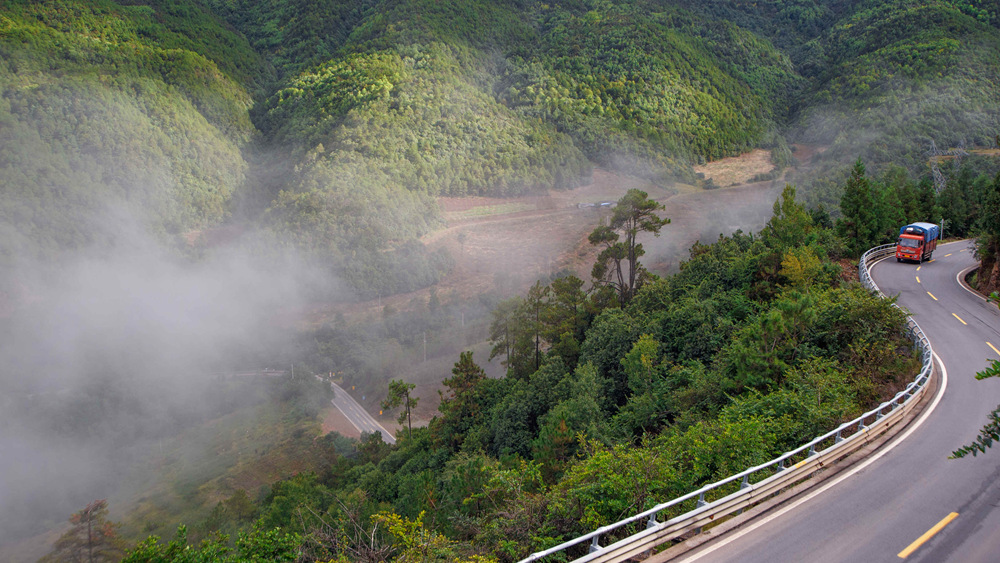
693,148,774,187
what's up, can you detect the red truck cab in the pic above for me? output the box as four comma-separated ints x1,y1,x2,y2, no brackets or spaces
896,222,940,263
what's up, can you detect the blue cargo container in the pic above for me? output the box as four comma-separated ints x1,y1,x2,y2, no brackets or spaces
896,222,940,263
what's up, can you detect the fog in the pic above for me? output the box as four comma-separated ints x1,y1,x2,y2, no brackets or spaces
0,209,329,546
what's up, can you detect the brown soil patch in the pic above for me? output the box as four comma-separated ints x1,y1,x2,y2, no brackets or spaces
320,405,361,439
694,149,775,187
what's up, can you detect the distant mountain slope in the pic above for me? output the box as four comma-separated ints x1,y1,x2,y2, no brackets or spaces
3,0,999,297
797,0,1000,168
220,0,805,297
0,0,261,260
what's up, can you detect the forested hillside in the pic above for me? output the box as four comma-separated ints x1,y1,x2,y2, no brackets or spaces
4,0,999,295
0,0,261,261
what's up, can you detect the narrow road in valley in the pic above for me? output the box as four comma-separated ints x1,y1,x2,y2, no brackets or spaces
671,240,1000,563
328,381,396,445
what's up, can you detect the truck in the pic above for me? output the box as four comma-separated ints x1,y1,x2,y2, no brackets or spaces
896,222,940,263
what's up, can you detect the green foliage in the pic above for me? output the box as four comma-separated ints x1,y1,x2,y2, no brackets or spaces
433,351,489,450
503,2,802,167
548,441,680,532
836,159,905,256
0,0,258,259
382,379,419,438
121,524,300,563
579,308,641,411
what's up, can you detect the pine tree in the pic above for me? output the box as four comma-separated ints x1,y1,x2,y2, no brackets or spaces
382,379,419,439
589,189,670,306
40,500,124,563
837,159,879,256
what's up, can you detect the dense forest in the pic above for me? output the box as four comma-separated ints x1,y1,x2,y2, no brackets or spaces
4,0,1000,561
3,0,999,295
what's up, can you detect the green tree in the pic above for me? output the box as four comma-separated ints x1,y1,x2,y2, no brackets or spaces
121,525,300,563
526,281,551,375
533,363,605,480
579,308,641,410
40,500,124,563
589,189,670,307
837,159,880,257
975,172,1000,295
382,379,420,439
762,185,814,251
488,297,524,369
622,334,661,396
541,275,591,368
435,351,488,449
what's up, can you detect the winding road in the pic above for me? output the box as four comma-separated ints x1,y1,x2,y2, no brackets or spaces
328,381,397,445
671,240,1000,563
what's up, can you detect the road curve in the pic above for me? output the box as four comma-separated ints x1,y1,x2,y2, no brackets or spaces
671,240,1000,563
328,381,397,445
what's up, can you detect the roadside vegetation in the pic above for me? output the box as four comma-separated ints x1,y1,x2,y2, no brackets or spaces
101,182,927,562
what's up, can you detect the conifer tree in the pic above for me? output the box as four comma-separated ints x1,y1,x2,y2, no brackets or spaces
40,500,123,563
589,189,670,306
837,159,880,256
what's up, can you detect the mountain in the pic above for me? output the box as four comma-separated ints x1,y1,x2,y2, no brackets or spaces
2,0,999,295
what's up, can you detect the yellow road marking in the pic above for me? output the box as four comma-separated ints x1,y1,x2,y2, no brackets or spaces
989,342,1000,357
927,259,935,263
916,276,921,284
927,292,937,301
945,253,953,257
917,266,922,272
953,313,967,325
898,512,959,558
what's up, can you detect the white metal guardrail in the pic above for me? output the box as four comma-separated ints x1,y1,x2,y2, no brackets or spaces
521,244,932,562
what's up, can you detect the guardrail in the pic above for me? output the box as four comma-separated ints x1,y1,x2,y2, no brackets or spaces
521,243,932,562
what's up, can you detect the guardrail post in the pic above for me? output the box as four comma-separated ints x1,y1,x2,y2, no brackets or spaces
693,493,709,533
647,513,658,529
835,429,843,444
589,536,601,553
737,475,751,515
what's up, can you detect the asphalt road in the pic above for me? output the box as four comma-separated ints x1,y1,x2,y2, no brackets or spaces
673,240,1000,563
328,381,397,445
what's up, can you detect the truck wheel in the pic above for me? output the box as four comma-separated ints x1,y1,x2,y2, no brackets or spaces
897,258,902,262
